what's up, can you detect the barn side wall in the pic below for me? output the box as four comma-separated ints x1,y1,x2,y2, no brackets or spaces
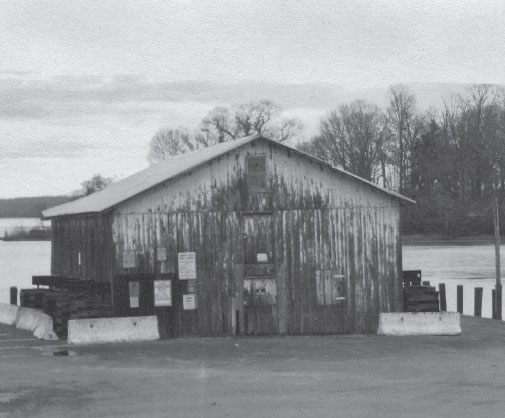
110,139,402,335
51,214,113,283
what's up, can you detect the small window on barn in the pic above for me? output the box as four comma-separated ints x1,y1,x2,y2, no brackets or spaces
246,155,268,193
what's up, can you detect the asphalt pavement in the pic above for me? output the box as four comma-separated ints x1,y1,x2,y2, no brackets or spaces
1,316,505,418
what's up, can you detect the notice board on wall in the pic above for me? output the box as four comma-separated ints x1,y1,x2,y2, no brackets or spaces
178,252,196,280
183,294,196,310
154,280,172,307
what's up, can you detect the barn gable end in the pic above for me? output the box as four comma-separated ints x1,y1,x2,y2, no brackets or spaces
45,136,409,336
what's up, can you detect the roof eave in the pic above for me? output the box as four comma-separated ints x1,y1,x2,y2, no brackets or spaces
41,135,262,218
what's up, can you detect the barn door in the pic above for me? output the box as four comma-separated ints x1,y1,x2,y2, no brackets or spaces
242,214,277,334
315,269,348,333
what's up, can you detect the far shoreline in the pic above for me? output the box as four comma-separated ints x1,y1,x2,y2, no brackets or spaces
403,234,502,246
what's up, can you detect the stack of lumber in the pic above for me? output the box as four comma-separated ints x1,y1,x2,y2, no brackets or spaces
20,288,113,337
403,286,440,312
45,291,114,336
19,289,48,310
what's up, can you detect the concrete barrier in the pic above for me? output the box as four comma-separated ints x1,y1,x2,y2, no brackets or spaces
0,303,19,326
15,307,58,340
67,316,160,344
377,312,461,336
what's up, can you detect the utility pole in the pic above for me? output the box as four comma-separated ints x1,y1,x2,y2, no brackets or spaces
493,158,502,320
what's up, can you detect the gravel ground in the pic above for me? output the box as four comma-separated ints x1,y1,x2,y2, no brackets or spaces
1,316,505,418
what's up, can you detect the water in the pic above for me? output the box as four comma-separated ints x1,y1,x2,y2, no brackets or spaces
0,240,51,303
0,218,51,238
403,245,505,318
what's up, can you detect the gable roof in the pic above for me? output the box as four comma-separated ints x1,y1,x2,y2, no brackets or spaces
42,134,414,219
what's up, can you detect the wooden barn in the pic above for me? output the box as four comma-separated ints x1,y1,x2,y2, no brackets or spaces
42,134,414,337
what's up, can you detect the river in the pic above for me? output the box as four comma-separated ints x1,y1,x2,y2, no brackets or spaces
0,239,504,318
403,244,505,318
0,240,51,303
0,218,51,238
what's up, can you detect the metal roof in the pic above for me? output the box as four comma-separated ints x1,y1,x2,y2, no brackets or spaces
42,134,414,219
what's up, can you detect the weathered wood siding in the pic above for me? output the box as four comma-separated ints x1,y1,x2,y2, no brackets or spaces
51,214,113,283
110,138,402,335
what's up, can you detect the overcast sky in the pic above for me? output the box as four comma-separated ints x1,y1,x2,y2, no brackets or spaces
1,0,505,198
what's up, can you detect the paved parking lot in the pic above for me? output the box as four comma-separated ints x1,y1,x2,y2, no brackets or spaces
1,316,505,418
0,325,60,352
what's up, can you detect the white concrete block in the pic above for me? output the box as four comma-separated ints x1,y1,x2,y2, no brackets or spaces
377,312,461,336
67,315,160,344
0,303,19,326
15,307,58,340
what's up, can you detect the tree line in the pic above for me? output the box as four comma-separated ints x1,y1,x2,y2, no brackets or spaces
0,176,116,219
0,196,74,218
301,84,505,236
146,84,505,236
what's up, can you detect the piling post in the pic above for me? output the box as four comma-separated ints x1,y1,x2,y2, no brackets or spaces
439,283,447,312
457,285,463,314
493,158,502,320
492,289,496,317
474,287,483,317
496,286,502,321
9,287,17,305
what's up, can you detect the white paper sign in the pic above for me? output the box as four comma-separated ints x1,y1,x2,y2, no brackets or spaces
128,281,139,308
256,253,268,262
178,252,196,280
183,294,196,310
154,280,172,307
129,297,139,308
123,250,136,268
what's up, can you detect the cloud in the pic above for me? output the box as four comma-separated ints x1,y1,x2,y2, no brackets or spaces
0,70,36,76
1,73,478,126
0,73,350,123
1,135,100,159
0,73,489,164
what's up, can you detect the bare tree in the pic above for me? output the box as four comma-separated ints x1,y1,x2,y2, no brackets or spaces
270,117,303,143
298,100,385,183
200,107,238,144
235,100,276,136
148,128,195,165
387,85,425,194
148,100,303,165
81,174,114,196
441,84,504,200
199,100,302,145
